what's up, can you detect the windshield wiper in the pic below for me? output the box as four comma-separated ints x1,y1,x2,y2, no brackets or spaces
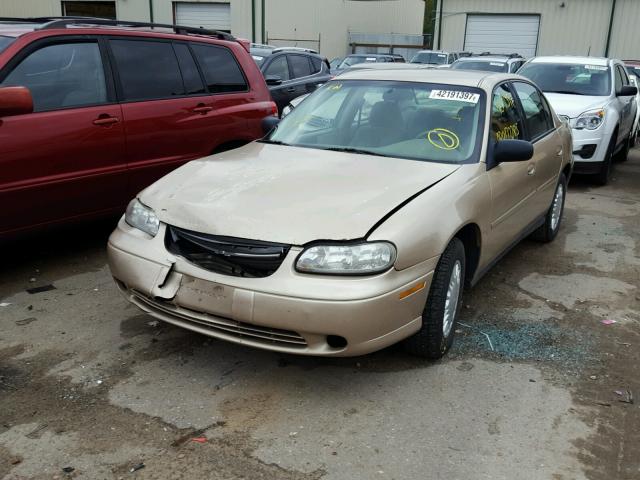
545,90,587,95
259,139,290,146
320,147,390,157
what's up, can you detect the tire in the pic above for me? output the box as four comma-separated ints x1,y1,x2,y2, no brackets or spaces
594,133,616,185
615,133,632,163
403,238,465,359
531,173,567,243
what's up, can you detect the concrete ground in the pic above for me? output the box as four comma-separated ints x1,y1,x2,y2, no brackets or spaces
1,150,639,480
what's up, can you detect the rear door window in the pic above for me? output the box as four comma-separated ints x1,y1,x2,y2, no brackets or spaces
1,41,107,111
173,43,205,95
512,82,554,141
190,43,248,93
289,54,312,78
110,39,184,101
491,84,524,142
264,55,290,80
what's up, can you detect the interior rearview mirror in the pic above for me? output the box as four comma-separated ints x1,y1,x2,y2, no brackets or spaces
0,86,34,117
618,85,638,97
494,139,534,163
265,75,283,86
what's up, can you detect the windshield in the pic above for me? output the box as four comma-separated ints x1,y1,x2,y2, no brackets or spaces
338,56,378,68
266,80,485,164
411,52,447,65
252,55,265,66
518,63,612,96
451,60,507,73
0,36,15,54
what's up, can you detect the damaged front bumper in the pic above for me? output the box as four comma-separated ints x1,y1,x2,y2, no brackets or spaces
107,218,436,356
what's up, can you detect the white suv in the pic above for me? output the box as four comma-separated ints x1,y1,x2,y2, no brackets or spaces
519,56,638,184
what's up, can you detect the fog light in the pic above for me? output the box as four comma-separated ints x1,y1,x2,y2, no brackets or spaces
327,335,347,349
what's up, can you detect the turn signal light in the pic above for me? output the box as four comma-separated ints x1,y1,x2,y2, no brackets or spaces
398,281,427,300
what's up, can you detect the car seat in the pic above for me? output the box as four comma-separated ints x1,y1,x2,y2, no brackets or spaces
350,101,404,147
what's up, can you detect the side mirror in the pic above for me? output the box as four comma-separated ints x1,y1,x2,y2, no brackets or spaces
618,85,638,97
494,139,534,163
262,115,280,135
0,86,34,117
265,75,283,86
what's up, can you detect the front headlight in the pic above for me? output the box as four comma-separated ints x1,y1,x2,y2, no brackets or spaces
296,242,396,275
125,199,159,237
575,109,605,130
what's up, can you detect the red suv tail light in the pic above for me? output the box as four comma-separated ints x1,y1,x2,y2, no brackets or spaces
269,102,278,116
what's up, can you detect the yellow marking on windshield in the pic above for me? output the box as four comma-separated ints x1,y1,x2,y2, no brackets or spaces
427,128,460,150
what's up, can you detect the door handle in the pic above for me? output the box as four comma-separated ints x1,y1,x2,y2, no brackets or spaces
192,104,213,114
93,115,119,126
556,147,563,157
285,87,296,93
527,163,536,176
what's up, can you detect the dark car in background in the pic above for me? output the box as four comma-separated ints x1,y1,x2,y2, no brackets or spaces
625,60,640,79
252,47,331,115
450,53,525,73
0,18,276,238
410,50,459,66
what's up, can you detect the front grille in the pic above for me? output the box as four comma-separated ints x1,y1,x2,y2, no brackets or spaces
166,226,290,278
131,291,307,348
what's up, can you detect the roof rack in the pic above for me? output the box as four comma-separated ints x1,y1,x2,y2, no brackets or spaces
0,17,235,41
272,46,318,54
476,52,522,58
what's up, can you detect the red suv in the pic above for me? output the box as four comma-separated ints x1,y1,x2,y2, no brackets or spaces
0,18,276,238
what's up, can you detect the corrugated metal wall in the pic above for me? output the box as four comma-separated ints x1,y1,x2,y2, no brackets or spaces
438,0,640,58
0,0,423,59
4,0,635,59
608,0,640,60
264,0,425,59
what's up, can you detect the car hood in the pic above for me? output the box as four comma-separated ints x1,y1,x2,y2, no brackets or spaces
543,93,610,118
139,143,459,245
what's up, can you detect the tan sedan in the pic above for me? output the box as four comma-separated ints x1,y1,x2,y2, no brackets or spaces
108,69,573,358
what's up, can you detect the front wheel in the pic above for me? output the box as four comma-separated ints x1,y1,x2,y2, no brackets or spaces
403,238,465,359
532,173,567,243
594,134,616,185
615,133,633,162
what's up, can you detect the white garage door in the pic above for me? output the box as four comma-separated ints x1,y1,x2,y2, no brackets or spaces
464,15,540,58
175,2,231,32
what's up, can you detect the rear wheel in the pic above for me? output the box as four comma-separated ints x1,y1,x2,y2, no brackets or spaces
403,238,465,359
532,173,567,243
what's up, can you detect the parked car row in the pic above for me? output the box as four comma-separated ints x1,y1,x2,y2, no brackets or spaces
0,17,634,361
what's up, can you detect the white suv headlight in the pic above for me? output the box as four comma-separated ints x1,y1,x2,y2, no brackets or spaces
575,109,605,130
125,199,159,237
296,242,396,275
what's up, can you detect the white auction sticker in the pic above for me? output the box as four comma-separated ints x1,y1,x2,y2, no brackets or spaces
429,89,480,103
585,64,607,71
490,62,506,67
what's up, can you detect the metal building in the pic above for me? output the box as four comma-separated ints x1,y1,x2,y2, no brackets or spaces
434,0,640,59
0,0,426,60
